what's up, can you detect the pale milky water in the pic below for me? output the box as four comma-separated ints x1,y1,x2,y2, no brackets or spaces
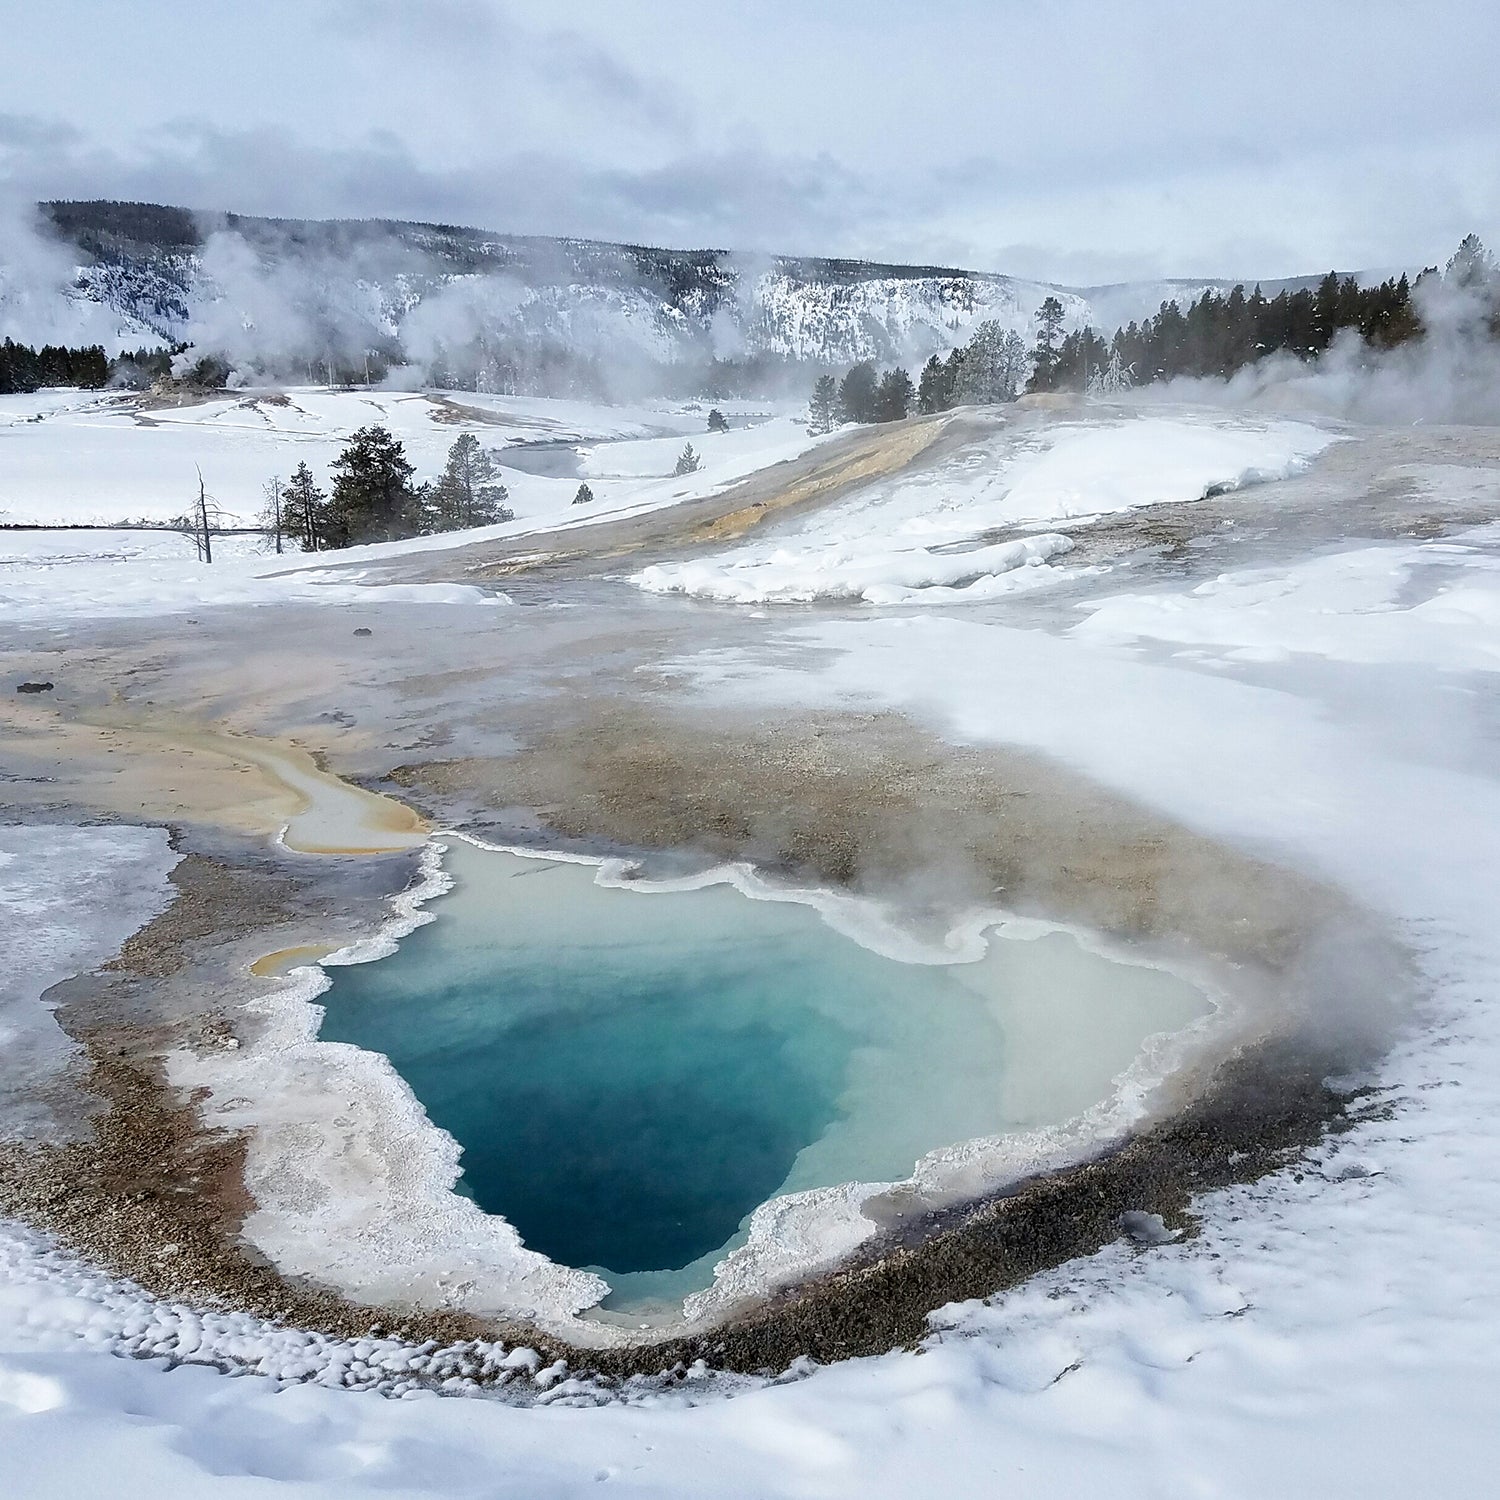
317,842,1210,1308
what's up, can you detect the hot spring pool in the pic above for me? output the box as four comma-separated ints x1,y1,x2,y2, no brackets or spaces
316,842,1211,1311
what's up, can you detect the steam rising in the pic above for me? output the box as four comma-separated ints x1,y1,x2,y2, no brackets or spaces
1132,271,1500,425
0,196,142,351
4,197,1498,424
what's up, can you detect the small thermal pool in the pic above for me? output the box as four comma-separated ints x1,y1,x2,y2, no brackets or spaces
317,842,1210,1311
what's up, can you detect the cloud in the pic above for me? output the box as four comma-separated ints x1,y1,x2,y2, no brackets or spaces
0,0,1496,279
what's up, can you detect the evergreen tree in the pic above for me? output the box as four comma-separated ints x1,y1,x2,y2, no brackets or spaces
808,374,838,433
706,408,729,432
327,425,419,546
951,322,1028,405
572,481,594,505
1444,235,1499,336
1106,269,1423,384
1087,346,1132,396
279,462,329,552
673,442,701,476
916,354,951,413
1446,233,1498,291
837,361,880,423
1028,296,1067,391
427,432,513,531
874,367,914,422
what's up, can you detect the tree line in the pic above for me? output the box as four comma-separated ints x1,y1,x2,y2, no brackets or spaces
807,363,915,431
1059,273,1420,389
0,337,215,395
266,429,514,552
810,314,1035,430
0,338,110,393
807,235,1499,423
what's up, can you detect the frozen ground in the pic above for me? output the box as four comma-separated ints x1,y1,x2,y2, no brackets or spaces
636,413,1334,603
0,387,804,529
1,400,1497,1495
0,388,828,620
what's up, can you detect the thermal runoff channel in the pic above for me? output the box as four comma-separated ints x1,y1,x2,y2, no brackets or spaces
317,843,1209,1310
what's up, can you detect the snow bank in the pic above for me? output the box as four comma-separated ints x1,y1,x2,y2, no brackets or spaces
635,414,1335,606
991,414,1334,525
639,533,1075,605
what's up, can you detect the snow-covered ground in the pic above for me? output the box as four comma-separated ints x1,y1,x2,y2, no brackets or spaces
2,403,1498,1494
0,528,501,620
0,388,829,620
0,387,793,528
636,414,1334,604
1076,530,1500,671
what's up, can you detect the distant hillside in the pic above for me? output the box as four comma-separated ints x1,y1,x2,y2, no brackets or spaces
8,201,1382,396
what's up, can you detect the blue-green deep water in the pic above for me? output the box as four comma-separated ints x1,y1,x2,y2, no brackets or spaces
317,844,1210,1308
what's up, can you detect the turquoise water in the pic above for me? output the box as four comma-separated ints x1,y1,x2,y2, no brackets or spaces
317,844,1209,1306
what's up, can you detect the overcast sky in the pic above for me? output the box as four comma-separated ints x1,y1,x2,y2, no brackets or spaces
1,0,1496,282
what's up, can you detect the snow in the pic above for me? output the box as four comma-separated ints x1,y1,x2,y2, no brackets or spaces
0,391,841,620
2,406,1498,1494
14,229,1105,373
636,543,1500,1491
745,269,1091,363
1074,530,1500,672
0,387,713,529
639,532,1076,605
0,826,177,1142
637,414,1334,606
0,528,503,621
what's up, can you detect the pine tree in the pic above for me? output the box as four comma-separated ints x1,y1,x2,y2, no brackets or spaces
572,481,594,505
837,361,880,424
706,408,729,432
673,442,701,476
1028,297,1067,391
327,425,419,546
916,355,947,413
279,462,329,552
427,432,513,531
1087,346,1132,396
1446,234,1496,289
808,374,838,433
951,322,1028,405
874,367,914,422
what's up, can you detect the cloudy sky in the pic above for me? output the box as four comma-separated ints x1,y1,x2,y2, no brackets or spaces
1,0,1496,282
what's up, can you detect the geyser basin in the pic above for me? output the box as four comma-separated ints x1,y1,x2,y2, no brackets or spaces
316,842,1212,1315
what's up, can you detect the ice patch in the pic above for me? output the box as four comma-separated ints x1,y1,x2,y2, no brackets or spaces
1074,531,1500,672
0,825,178,1140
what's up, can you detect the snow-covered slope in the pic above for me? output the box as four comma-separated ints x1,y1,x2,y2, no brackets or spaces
636,415,1336,605
0,204,1125,377
4,205,1394,387
745,269,1089,364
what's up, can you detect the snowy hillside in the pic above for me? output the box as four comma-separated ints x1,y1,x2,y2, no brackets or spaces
0,203,1144,381
2,203,1396,393
746,268,1089,364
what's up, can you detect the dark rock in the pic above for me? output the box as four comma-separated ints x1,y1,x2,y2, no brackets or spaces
16,681,54,694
